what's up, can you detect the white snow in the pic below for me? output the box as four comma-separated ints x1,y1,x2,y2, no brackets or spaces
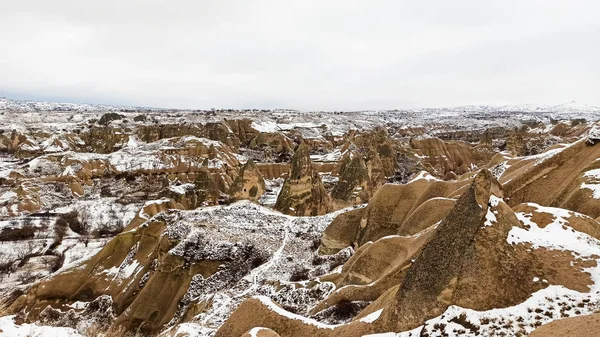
580,168,600,199
0,191,17,204
483,207,497,227
483,195,502,227
126,135,141,148
251,121,281,133
121,260,141,279
311,149,344,162
68,301,88,310
168,183,195,195
583,168,600,179
54,198,140,234
258,178,284,207
489,195,502,207
365,285,600,337
508,214,600,255
408,171,440,183
507,204,599,256
138,198,172,219
249,327,269,337
359,309,383,323
587,124,600,144
0,315,84,337
581,182,600,199
254,295,340,330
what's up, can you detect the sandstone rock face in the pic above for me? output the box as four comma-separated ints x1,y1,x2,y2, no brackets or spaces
310,231,435,316
230,159,266,202
320,172,468,254
10,200,185,327
500,137,600,218
382,170,504,330
5,107,600,337
343,128,397,178
225,118,295,161
134,123,241,150
410,137,495,178
377,169,599,332
274,143,332,216
529,313,600,337
216,169,600,337
1,136,245,216
331,152,370,203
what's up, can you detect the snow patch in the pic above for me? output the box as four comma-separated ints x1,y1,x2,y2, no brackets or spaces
408,171,440,183
0,315,84,337
254,295,341,330
359,309,383,323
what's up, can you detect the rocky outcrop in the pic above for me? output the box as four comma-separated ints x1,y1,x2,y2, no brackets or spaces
10,200,280,334
10,200,185,325
500,136,600,218
1,136,243,216
409,137,495,178
274,143,331,216
134,123,241,150
344,128,397,177
377,170,598,332
381,170,505,330
311,230,435,315
230,159,266,202
218,170,600,336
331,152,370,203
320,172,469,254
162,169,228,208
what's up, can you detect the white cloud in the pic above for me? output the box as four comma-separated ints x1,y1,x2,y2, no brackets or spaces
1,0,599,110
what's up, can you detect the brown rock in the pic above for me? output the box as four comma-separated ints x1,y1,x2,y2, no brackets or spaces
274,143,332,216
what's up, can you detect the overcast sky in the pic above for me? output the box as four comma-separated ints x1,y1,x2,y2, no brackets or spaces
1,0,599,110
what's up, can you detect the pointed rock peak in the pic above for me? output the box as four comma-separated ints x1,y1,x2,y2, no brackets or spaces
275,141,331,216
289,142,313,180
384,169,503,331
471,169,503,211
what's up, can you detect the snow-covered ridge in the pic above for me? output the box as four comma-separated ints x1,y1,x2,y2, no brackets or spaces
444,101,600,114
0,97,163,113
2,97,600,115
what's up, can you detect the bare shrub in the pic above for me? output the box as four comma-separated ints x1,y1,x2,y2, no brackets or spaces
53,217,69,245
0,255,16,281
17,269,35,284
0,219,36,241
15,241,36,261
449,313,479,332
289,265,311,282
94,219,124,238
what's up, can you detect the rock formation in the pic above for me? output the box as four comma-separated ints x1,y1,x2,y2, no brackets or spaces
331,151,370,203
4,105,600,337
230,159,266,202
409,137,495,178
529,313,600,337
274,143,332,216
